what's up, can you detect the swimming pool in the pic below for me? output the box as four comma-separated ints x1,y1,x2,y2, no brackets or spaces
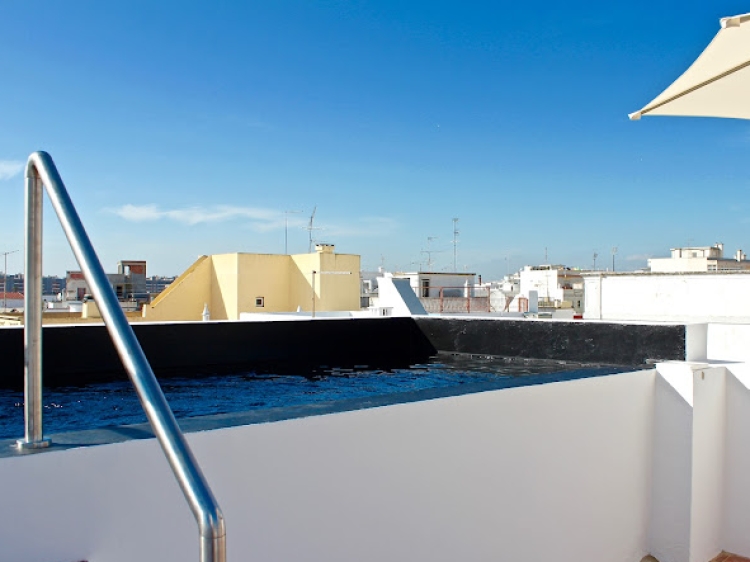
0,354,630,440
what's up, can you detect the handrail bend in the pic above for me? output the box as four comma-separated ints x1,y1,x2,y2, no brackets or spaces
20,151,226,562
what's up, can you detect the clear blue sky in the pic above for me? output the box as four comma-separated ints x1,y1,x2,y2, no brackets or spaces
1,1,749,278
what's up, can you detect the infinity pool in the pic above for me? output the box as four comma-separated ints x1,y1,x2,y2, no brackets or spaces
0,354,629,440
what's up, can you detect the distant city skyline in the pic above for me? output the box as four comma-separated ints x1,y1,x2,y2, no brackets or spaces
2,236,748,281
2,3,749,279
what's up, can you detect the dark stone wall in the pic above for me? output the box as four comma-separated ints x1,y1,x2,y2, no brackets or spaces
414,317,686,365
0,316,688,388
0,318,436,387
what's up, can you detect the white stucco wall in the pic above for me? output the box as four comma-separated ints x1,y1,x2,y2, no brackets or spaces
649,362,694,562
723,363,750,556
0,371,655,562
649,362,736,562
690,366,726,562
707,323,750,362
583,273,750,323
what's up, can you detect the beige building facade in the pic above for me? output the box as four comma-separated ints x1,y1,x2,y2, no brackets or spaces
648,243,750,273
144,245,361,321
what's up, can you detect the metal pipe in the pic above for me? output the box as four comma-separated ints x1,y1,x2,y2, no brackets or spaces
311,270,316,317
22,152,225,561
19,164,49,449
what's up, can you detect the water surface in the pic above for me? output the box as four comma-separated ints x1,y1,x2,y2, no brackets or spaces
0,354,629,439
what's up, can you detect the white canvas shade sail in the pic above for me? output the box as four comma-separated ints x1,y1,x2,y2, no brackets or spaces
630,13,750,121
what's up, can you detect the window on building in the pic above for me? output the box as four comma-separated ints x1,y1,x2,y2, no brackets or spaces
420,278,430,298
255,297,264,307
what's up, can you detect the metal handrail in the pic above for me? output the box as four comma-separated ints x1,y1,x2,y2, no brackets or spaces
19,151,226,562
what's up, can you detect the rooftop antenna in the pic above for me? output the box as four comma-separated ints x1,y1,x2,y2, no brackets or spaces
306,206,322,253
593,252,598,271
544,247,548,264
452,218,459,271
420,236,440,270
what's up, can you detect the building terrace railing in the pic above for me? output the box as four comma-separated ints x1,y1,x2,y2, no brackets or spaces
418,286,491,313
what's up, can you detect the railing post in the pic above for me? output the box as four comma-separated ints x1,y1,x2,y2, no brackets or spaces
18,164,50,449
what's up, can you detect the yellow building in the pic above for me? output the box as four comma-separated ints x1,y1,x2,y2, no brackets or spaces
143,244,361,321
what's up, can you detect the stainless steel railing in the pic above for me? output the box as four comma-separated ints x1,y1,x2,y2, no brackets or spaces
19,151,226,562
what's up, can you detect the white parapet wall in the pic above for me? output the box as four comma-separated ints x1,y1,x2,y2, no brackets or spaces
707,323,750,362
584,271,750,323
2,363,750,562
724,363,750,557
0,370,654,562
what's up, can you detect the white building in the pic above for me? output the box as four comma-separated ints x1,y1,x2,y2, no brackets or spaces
486,273,521,313
649,242,750,273
392,271,477,298
518,265,584,313
64,271,88,302
389,271,485,314
484,266,585,316
360,270,383,308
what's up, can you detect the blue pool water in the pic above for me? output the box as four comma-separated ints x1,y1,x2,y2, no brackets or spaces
0,355,630,440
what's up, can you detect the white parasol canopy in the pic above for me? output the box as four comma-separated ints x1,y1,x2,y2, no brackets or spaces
629,12,750,121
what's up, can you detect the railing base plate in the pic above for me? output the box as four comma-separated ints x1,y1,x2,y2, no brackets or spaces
15,438,51,450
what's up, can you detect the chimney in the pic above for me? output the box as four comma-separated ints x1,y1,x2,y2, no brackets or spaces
315,244,335,254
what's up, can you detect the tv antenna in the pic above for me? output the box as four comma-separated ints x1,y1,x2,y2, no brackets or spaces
306,206,322,252
420,236,441,270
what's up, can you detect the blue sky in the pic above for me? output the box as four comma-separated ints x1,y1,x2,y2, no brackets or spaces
2,2,750,278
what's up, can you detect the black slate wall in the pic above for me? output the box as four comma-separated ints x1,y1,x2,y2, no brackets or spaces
0,317,436,387
414,317,686,365
0,316,688,388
